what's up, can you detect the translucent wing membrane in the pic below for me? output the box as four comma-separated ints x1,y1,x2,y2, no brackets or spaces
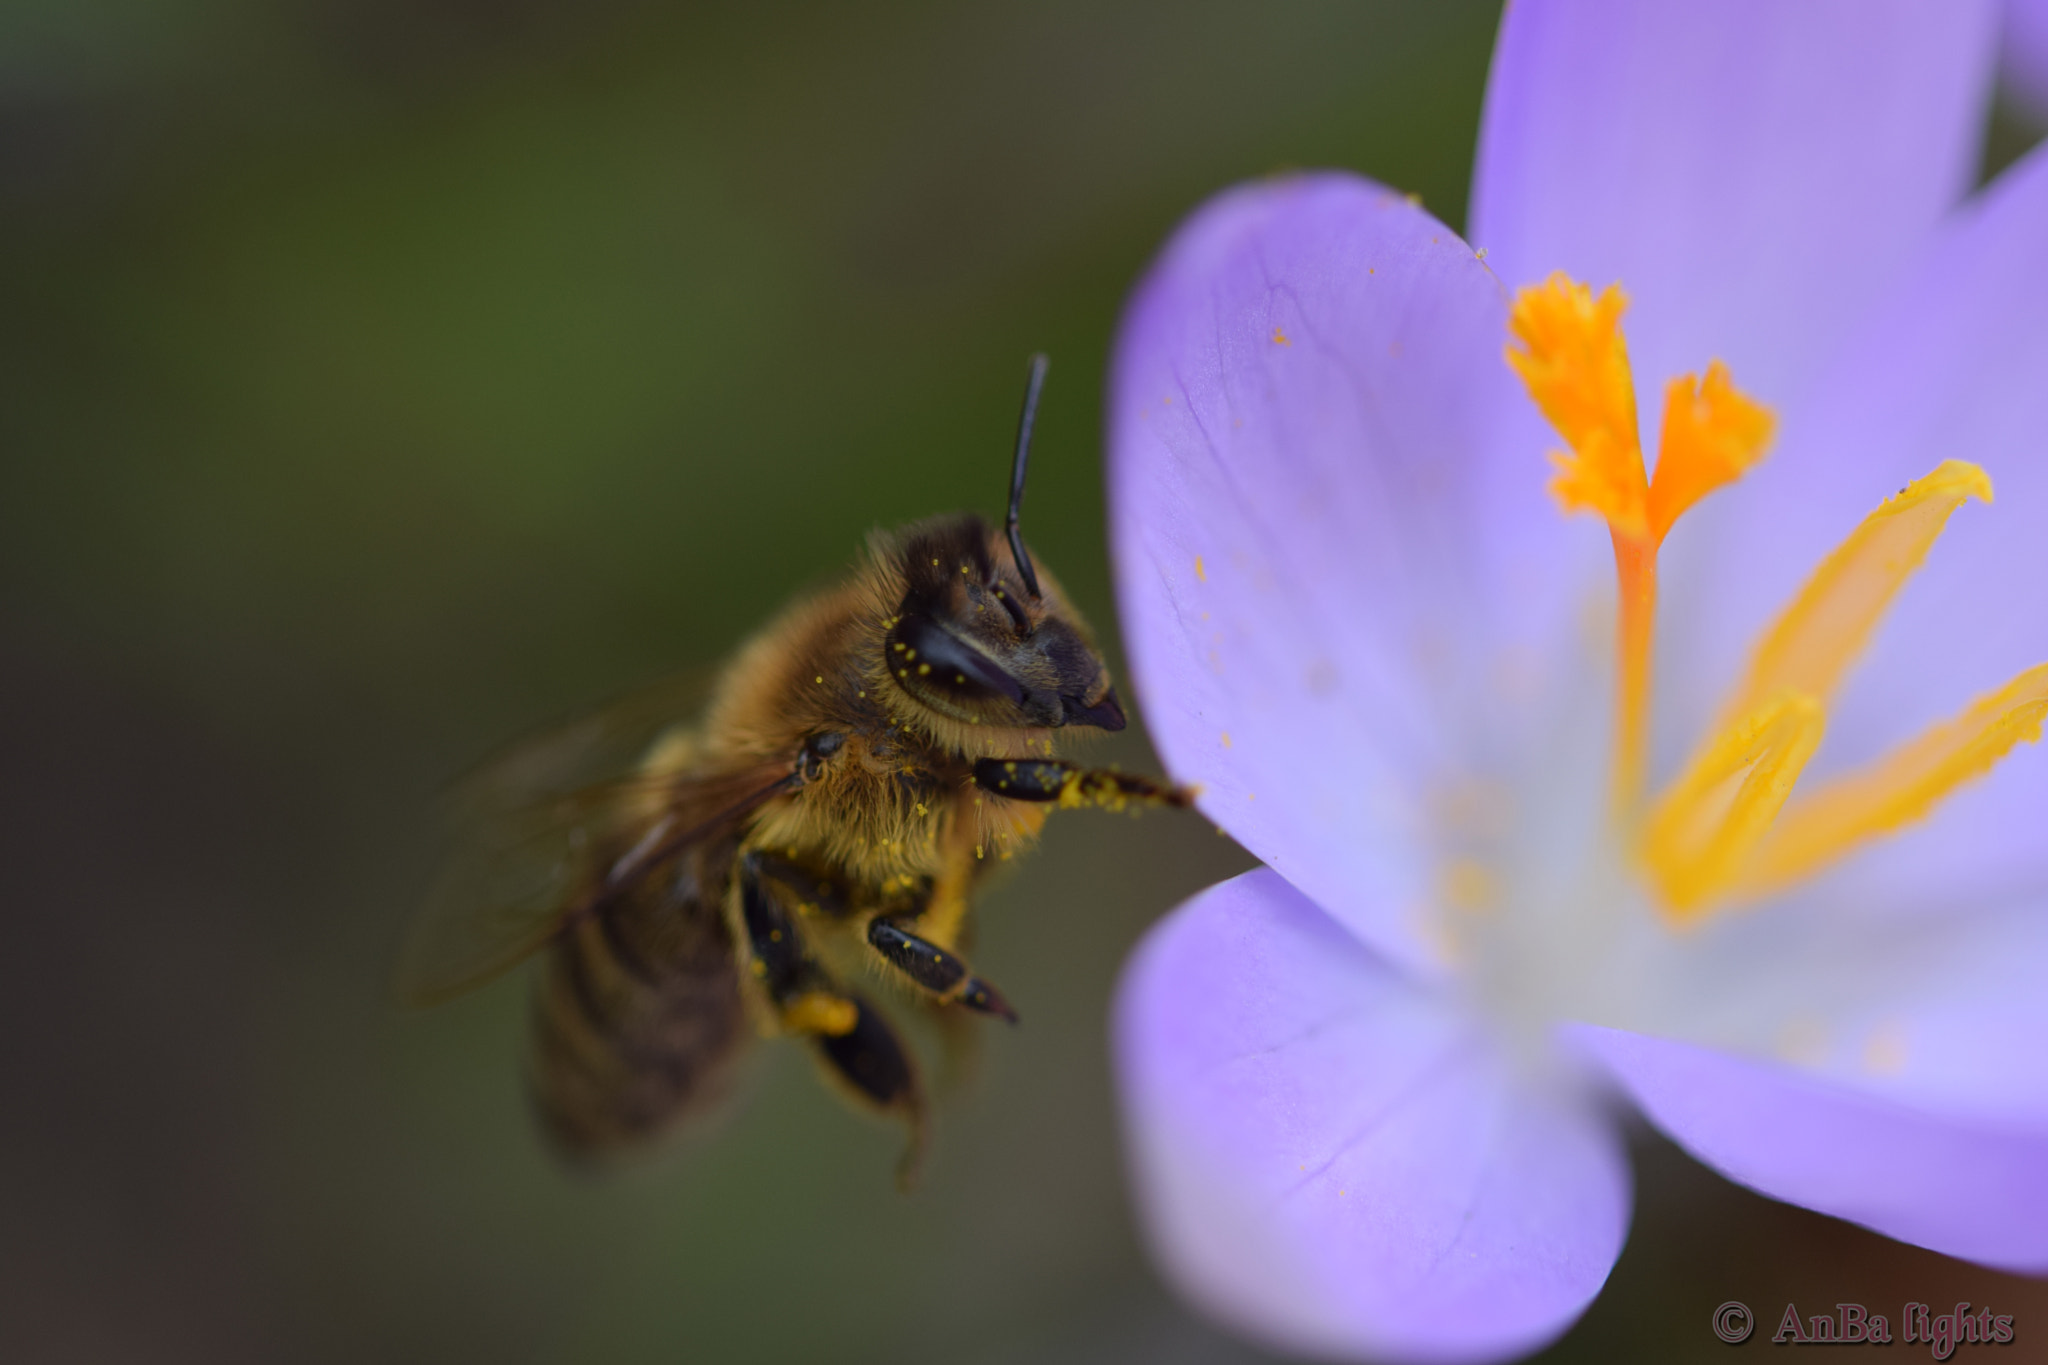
394,668,784,1008
438,668,718,828
397,803,612,1008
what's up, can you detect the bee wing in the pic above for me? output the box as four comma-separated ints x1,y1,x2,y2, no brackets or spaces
440,668,721,827
394,797,615,1008
396,763,802,1008
393,668,761,1009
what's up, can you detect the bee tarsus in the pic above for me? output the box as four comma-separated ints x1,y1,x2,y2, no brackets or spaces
866,918,1019,1024
970,757,1196,811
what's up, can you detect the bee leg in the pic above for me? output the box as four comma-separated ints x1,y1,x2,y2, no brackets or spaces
866,918,1019,1023
816,995,929,1190
747,850,854,919
971,758,1197,811
738,851,859,1037
740,854,927,1181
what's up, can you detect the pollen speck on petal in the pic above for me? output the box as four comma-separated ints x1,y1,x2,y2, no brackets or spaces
1861,1021,1910,1077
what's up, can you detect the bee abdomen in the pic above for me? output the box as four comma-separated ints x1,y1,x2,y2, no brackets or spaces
528,881,748,1160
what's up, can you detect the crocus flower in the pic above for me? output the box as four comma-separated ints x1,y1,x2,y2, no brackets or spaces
1107,2,2048,1361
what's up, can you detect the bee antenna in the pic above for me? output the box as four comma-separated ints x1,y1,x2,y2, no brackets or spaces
1006,352,1049,600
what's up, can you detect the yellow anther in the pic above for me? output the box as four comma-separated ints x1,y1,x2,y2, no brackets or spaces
1717,460,1992,729
1509,276,2043,929
1642,460,2037,919
1640,689,1824,920
1507,275,1647,536
1734,662,2048,901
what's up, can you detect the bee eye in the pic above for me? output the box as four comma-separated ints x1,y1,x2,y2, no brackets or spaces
886,614,1025,705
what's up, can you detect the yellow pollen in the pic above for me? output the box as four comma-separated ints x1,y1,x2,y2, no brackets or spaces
1641,689,1823,919
783,992,858,1037
1440,859,1500,915
1861,1020,1910,1076
1733,662,2048,902
1509,274,2048,928
1715,460,1991,728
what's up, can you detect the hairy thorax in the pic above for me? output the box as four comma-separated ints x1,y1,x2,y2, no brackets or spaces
696,576,1055,918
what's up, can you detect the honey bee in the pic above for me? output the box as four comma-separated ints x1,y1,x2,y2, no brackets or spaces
396,356,1191,1182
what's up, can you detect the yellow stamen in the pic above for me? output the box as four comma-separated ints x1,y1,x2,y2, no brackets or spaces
1716,460,1992,728
1507,274,1772,814
1510,275,2045,930
1638,461,1992,920
1640,689,1824,920
1733,663,2048,900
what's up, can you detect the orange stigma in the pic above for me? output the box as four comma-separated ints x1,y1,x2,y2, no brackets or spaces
1506,273,2046,925
1507,274,1773,815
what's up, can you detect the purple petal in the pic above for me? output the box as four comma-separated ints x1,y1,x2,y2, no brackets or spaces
1577,1025,2048,1271
1114,870,1630,1364
1606,887,2048,1130
1108,172,1586,973
1667,141,2048,912
2004,0,2048,124
1472,0,1998,409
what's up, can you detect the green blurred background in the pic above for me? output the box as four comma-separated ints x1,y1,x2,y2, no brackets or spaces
3,3,2044,1361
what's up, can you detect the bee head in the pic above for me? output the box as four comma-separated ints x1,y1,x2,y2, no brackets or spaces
878,356,1122,735
881,514,1124,733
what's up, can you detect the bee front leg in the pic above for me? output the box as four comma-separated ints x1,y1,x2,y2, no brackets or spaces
748,849,1012,1024
866,919,1019,1023
971,758,1196,811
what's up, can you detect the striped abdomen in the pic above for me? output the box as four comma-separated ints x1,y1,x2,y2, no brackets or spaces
528,845,749,1158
